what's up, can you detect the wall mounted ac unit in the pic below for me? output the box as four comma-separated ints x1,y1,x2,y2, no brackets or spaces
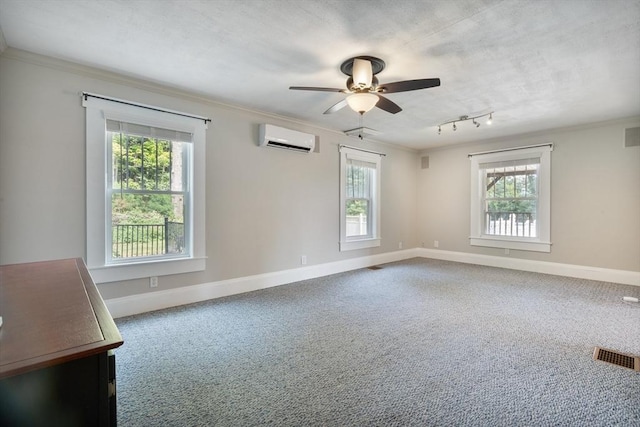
259,124,315,153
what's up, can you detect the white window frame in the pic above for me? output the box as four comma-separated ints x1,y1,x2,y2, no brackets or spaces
469,144,552,253
84,94,208,283
339,146,382,251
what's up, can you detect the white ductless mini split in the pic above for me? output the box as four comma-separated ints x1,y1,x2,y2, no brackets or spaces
259,124,315,153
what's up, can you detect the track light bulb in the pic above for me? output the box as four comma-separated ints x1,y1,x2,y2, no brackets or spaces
486,113,493,125
438,126,441,135
473,119,480,128
453,123,457,131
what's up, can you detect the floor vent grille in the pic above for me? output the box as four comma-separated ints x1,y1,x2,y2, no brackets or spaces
367,266,383,270
593,347,640,371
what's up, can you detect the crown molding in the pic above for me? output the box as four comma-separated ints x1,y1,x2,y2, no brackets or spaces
1,47,420,154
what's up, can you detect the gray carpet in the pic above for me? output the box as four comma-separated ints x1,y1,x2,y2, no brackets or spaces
114,258,640,426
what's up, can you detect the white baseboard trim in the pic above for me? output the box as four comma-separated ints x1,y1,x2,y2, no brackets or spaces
105,248,419,318
105,247,640,319
417,248,640,287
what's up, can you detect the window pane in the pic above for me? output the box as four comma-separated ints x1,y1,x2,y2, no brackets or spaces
346,160,373,199
110,133,183,192
527,167,538,195
111,192,185,259
170,141,186,192
345,199,369,237
494,169,505,196
505,173,514,197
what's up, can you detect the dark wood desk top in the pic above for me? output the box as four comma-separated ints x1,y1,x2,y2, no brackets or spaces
0,258,123,378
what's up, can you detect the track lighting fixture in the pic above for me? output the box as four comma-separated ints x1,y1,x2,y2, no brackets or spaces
437,112,494,135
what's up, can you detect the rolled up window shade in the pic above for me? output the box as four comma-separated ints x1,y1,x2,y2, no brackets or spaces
106,119,193,143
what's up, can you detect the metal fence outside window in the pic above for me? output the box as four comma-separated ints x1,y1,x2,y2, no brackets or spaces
112,218,184,259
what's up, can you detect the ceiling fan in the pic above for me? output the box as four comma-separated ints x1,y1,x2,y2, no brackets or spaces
289,56,440,115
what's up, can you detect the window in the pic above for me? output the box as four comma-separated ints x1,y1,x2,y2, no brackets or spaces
339,146,382,251
107,120,190,262
84,94,208,283
469,144,552,252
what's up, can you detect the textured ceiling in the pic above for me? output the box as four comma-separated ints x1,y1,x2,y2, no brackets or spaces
1,0,639,150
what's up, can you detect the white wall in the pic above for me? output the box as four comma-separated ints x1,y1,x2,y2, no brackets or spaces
1,49,638,307
0,50,418,299
417,120,640,272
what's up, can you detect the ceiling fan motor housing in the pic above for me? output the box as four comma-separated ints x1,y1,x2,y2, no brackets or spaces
346,76,379,92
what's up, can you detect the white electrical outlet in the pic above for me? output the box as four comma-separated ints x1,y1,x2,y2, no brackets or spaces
150,276,158,288
301,255,307,265
399,241,403,249
434,240,439,248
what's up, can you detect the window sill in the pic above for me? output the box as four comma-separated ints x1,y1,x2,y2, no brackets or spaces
340,238,381,252
470,236,551,253
89,257,206,284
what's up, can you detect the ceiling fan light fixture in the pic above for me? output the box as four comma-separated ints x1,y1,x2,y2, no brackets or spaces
352,58,373,89
346,93,379,114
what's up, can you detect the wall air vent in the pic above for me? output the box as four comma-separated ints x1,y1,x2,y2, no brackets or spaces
624,126,640,148
259,124,315,153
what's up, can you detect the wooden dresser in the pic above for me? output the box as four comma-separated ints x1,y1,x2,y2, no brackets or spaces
0,258,123,426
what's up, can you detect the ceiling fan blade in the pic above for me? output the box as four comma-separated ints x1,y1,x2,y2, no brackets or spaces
375,95,402,114
289,86,345,92
323,99,348,114
378,78,441,93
